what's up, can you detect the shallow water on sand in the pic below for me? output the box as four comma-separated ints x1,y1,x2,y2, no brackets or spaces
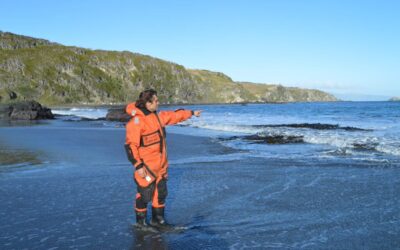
1,104,400,249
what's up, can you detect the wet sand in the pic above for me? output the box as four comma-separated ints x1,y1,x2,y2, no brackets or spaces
0,121,399,249
0,122,237,249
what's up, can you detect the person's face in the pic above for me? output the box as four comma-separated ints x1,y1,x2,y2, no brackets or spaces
145,95,159,112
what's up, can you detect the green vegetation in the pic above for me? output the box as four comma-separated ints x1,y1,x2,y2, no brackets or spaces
0,31,338,105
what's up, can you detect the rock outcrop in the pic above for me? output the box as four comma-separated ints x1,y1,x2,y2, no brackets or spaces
0,101,54,120
105,108,130,122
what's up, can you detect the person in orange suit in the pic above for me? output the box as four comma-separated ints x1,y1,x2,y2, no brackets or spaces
125,89,201,232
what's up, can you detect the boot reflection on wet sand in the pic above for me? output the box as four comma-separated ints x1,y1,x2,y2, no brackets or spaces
135,211,158,233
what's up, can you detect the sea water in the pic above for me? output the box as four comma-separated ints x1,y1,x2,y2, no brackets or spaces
54,101,400,164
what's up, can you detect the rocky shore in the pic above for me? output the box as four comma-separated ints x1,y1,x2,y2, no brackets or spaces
0,101,54,120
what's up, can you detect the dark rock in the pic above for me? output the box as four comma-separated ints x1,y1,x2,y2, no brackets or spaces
221,134,304,144
352,143,378,151
0,105,13,119
10,110,39,120
106,108,131,122
243,134,304,144
252,123,371,131
0,101,54,120
81,117,106,121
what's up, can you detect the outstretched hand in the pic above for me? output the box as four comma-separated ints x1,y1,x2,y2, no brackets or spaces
193,110,202,117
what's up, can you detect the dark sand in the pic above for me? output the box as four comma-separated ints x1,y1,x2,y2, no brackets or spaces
1,121,399,249
0,123,241,249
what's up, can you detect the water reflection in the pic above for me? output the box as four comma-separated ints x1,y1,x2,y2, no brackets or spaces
0,143,42,172
0,119,47,127
129,213,231,249
130,228,167,250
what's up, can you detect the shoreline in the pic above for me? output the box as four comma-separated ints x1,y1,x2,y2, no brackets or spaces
48,100,397,109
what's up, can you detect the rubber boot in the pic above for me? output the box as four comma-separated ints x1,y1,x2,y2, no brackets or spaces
135,211,159,233
150,207,175,232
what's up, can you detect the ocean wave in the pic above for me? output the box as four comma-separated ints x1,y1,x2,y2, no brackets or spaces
376,144,400,156
302,133,400,157
187,123,263,134
219,130,400,158
183,122,372,136
52,108,108,119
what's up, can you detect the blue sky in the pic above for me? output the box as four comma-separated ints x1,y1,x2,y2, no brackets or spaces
1,0,399,100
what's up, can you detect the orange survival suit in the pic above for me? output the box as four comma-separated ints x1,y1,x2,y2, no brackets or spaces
125,102,193,212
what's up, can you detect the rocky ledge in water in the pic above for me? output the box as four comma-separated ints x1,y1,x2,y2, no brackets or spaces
221,134,305,144
252,123,372,131
0,101,54,120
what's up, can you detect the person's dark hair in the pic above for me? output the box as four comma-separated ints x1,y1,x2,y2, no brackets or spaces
135,89,157,108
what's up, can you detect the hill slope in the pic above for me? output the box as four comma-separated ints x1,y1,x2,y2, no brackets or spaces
0,31,338,105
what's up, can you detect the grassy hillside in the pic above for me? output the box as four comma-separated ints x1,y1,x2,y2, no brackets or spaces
240,82,337,102
0,31,338,105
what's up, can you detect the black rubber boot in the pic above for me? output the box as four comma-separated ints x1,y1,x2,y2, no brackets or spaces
150,207,175,232
135,211,159,233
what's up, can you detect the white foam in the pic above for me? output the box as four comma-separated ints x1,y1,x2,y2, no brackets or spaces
192,123,262,134
376,144,400,156
52,108,108,119
303,131,400,157
178,120,400,158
